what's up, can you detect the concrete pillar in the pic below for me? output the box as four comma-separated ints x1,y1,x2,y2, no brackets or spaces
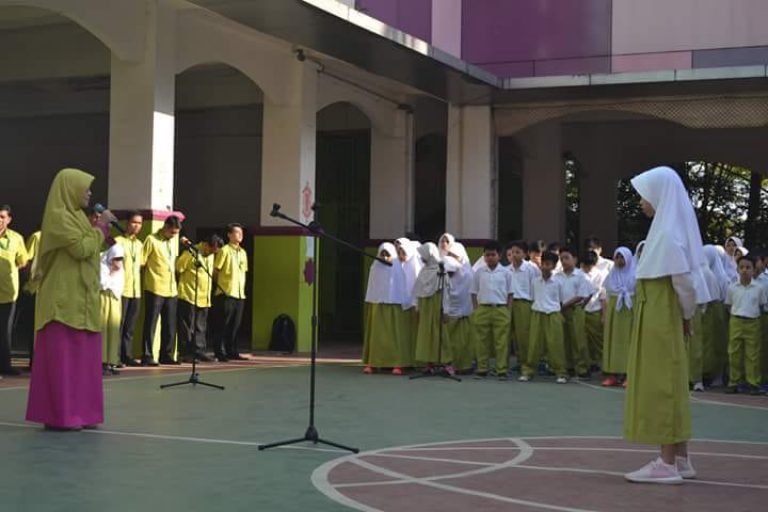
108,1,176,211
578,151,619,249
369,109,415,238
521,122,565,244
253,61,317,353
445,104,495,239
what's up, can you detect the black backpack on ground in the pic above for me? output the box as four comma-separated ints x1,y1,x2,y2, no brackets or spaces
269,314,296,353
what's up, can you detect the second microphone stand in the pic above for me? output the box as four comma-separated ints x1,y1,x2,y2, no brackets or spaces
161,242,224,391
410,263,461,382
258,203,390,454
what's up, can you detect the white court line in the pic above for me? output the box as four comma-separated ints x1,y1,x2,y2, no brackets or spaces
0,386,27,392
528,446,768,460
0,420,344,453
367,452,496,467
509,463,768,491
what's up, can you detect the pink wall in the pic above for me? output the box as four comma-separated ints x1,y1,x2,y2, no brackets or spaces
431,0,461,57
612,0,768,55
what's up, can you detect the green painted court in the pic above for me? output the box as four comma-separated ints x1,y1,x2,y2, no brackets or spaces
1,359,766,511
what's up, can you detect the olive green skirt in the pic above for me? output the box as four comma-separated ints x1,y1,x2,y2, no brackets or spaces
701,301,727,379
624,277,691,445
362,303,405,367
602,294,633,374
445,316,475,371
415,294,451,364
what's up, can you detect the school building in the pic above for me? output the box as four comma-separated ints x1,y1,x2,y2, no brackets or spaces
3,0,768,352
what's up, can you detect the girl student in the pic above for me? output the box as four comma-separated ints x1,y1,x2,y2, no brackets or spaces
413,242,452,369
601,246,635,387
396,238,422,369
442,242,475,374
362,242,407,375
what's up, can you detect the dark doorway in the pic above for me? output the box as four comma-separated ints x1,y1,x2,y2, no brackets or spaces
414,133,447,241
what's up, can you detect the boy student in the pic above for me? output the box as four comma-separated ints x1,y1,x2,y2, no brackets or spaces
585,236,614,274
506,241,540,370
556,247,594,379
528,240,546,268
115,211,143,367
519,251,568,383
141,215,182,366
0,204,29,375
580,250,608,371
724,255,766,395
177,235,223,363
213,223,248,361
471,241,513,380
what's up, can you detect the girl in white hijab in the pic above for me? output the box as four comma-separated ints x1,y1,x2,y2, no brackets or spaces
100,243,124,375
397,240,423,368
721,240,739,283
438,233,455,257
623,166,701,485
442,242,474,374
689,266,713,393
362,243,408,375
413,242,451,367
701,245,729,385
601,246,635,387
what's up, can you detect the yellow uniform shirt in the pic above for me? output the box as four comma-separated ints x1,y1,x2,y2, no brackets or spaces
0,229,29,303
116,235,143,299
214,243,247,299
177,245,214,308
142,231,178,297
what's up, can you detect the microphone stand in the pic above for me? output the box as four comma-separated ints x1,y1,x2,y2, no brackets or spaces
161,243,225,391
410,263,461,382
258,204,389,454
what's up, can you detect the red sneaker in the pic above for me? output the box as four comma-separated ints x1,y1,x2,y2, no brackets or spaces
602,375,618,387
391,367,403,376
363,366,373,374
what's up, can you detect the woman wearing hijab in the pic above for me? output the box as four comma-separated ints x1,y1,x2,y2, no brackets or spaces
413,242,451,367
689,267,712,393
362,243,407,375
624,166,701,484
702,245,729,385
601,247,635,387
26,168,114,431
397,239,422,369
722,239,740,283
442,242,475,374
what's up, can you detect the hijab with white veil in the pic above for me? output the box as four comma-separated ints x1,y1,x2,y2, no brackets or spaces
605,246,635,311
413,242,442,298
365,243,406,305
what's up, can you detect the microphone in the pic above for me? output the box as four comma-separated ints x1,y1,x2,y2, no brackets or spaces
270,203,281,217
93,203,126,235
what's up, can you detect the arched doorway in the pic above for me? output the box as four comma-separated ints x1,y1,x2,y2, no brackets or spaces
414,133,447,241
316,102,371,344
0,5,111,357
174,63,265,353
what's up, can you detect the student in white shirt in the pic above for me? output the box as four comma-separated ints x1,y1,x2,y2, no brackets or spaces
602,246,635,387
702,245,729,385
585,236,614,274
518,251,568,383
505,240,541,370
581,250,608,372
556,247,594,379
724,254,767,395
471,242,513,380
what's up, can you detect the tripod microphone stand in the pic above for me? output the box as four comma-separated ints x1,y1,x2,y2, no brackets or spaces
258,203,390,454
161,242,224,391
410,262,461,382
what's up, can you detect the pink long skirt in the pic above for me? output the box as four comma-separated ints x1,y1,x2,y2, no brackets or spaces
26,321,104,428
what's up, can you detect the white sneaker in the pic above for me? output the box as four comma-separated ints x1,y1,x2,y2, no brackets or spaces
556,376,568,384
625,458,684,484
517,375,531,382
676,456,696,479
693,382,705,392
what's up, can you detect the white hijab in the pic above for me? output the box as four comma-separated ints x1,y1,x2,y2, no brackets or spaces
443,242,473,316
365,243,406,304
717,244,737,283
703,245,729,301
605,246,635,311
692,266,712,305
439,233,456,256
631,167,704,279
399,240,423,309
413,242,442,298
100,242,125,297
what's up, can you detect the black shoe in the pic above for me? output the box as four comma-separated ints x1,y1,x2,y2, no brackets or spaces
196,353,213,363
124,358,141,367
0,366,21,376
228,354,247,361
115,362,126,369
214,353,229,362
141,357,159,367
159,357,181,365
